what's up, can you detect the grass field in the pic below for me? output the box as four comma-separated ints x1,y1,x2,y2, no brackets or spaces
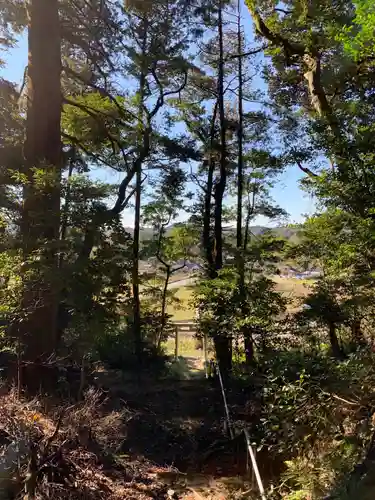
167,276,313,320
167,285,196,320
164,334,202,357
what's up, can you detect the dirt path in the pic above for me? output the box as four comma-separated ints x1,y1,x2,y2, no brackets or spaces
121,382,251,498
93,363,262,498
167,355,206,380
96,360,257,457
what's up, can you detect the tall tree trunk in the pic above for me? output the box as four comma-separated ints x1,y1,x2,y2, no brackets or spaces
203,157,215,277
54,154,74,352
213,0,232,375
243,190,255,254
244,330,254,365
203,101,218,278
236,1,249,362
132,18,148,369
214,335,232,379
214,0,227,274
156,222,185,350
243,204,251,255
236,0,244,270
21,0,62,371
242,191,256,361
132,163,142,364
157,267,171,350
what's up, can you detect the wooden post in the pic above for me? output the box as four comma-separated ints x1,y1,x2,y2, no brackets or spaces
175,326,179,360
251,446,256,488
204,332,208,378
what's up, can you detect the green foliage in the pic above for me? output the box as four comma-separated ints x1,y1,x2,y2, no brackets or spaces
239,3,375,493
194,268,239,337
194,266,286,349
94,320,168,374
292,210,375,351
0,250,22,335
338,1,375,59
61,188,133,357
258,348,375,498
62,93,135,162
2,1,375,498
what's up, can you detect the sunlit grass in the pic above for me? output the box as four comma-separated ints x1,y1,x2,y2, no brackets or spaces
166,277,313,320
166,285,196,320
164,334,202,358
272,276,312,312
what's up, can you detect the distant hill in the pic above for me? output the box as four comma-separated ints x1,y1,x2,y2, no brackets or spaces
271,226,302,242
124,226,154,241
124,225,301,242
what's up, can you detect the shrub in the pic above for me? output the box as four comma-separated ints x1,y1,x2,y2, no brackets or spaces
94,323,168,375
256,348,375,498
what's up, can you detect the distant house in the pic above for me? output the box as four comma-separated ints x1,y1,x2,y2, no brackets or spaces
182,260,202,271
172,260,202,272
281,267,321,279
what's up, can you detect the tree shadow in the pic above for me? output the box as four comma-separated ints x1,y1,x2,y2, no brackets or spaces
324,461,375,499
122,411,227,472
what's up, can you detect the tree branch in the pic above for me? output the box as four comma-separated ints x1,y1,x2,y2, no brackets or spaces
63,65,139,123
63,96,130,168
226,45,268,60
148,64,188,120
156,219,172,270
62,132,113,168
247,6,341,139
249,7,305,56
296,160,318,177
274,8,293,15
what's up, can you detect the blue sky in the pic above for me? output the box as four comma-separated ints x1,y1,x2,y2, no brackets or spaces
0,2,315,228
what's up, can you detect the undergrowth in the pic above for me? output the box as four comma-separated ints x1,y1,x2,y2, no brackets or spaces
253,347,375,499
0,388,170,499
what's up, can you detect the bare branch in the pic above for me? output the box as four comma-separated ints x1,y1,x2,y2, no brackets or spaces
296,160,318,178
62,132,114,168
248,8,341,136
148,65,189,120
190,163,207,193
274,8,293,15
156,218,172,270
226,45,268,60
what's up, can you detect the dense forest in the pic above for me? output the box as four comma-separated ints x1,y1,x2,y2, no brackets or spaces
1,0,375,498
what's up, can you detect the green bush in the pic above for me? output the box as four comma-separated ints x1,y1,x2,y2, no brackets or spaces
94,323,168,375
256,348,375,498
